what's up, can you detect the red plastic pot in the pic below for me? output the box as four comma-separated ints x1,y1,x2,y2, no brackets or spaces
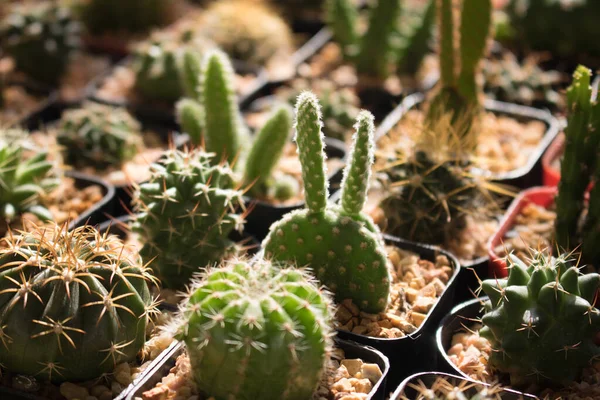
487,186,557,278
542,132,564,187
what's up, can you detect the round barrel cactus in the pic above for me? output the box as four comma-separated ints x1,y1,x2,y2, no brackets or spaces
0,224,156,382
176,258,333,400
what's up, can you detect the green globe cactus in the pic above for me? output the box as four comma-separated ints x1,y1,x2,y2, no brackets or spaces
57,102,143,170
81,0,173,36
0,130,59,227
480,251,600,387
175,258,334,400
0,224,156,382
263,92,390,313
400,376,508,400
131,147,246,289
0,2,81,85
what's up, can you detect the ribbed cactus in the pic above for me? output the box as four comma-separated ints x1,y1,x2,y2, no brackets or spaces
0,2,81,84
175,258,334,400
325,0,400,79
263,92,390,313
0,130,58,227
555,65,600,254
0,224,156,382
131,147,246,289
57,102,143,170
426,0,492,132
480,251,600,387
399,376,507,400
81,0,172,36
199,0,293,66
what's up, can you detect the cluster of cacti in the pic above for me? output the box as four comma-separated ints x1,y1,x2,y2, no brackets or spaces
263,92,391,313
81,0,173,36
57,102,143,170
401,376,508,400
426,0,492,134
175,258,334,400
0,223,156,382
132,30,211,103
482,52,564,109
554,65,600,264
131,147,246,289
480,251,600,387
0,129,58,229
176,50,297,201
0,2,81,84
198,0,293,66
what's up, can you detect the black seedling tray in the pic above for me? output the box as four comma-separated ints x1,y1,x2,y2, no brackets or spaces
66,170,116,229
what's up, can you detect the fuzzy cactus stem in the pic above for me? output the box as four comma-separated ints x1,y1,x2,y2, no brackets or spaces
176,98,204,146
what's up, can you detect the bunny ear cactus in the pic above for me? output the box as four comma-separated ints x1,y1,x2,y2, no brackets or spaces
57,102,143,170
426,0,492,133
263,92,390,313
0,2,81,85
0,224,156,382
176,258,334,400
131,147,246,289
480,251,600,388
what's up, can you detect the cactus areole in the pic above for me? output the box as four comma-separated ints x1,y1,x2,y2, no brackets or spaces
0,224,156,382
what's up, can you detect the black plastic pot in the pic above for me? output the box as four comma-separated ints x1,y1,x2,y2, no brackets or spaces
333,234,460,389
121,337,390,400
376,93,562,189
243,136,347,240
65,170,116,229
391,371,538,400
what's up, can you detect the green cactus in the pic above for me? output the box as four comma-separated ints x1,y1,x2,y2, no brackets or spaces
0,2,81,85
175,98,204,146
131,147,246,289
426,0,492,133
480,251,600,387
0,224,156,382
199,0,293,66
81,0,173,36
57,102,143,170
395,0,436,76
263,92,390,313
175,258,334,400
399,375,510,400
0,130,58,228
555,65,600,253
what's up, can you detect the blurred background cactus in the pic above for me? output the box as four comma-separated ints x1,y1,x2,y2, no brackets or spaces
0,1,81,85
0,224,156,382
176,258,334,400
57,102,143,170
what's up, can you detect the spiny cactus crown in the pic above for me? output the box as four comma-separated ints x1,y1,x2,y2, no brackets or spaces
132,147,246,289
400,376,508,400
0,130,59,227
0,223,157,382
0,2,81,84
175,258,334,400
57,102,143,170
263,91,391,313
480,251,600,387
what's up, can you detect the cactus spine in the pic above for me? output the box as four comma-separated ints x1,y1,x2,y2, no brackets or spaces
0,224,156,382
480,252,600,387
400,376,508,400
263,92,390,313
176,258,333,400
131,147,246,289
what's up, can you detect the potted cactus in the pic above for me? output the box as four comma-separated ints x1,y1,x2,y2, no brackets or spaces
436,251,600,398
0,1,111,103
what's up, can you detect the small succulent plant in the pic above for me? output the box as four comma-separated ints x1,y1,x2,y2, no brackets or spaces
198,0,293,66
263,91,391,313
0,130,59,228
81,0,173,36
174,258,334,400
480,251,600,387
57,102,143,170
0,223,157,382
131,147,246,289
401,376,510,400
0,2,81,85
176,50,297,201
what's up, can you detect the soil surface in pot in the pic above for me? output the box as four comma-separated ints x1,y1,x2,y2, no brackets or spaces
30,130,168,187
447,321,600,399
139,345,383,400
378,109,547,175
0,85,44,125
335,246,453,339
